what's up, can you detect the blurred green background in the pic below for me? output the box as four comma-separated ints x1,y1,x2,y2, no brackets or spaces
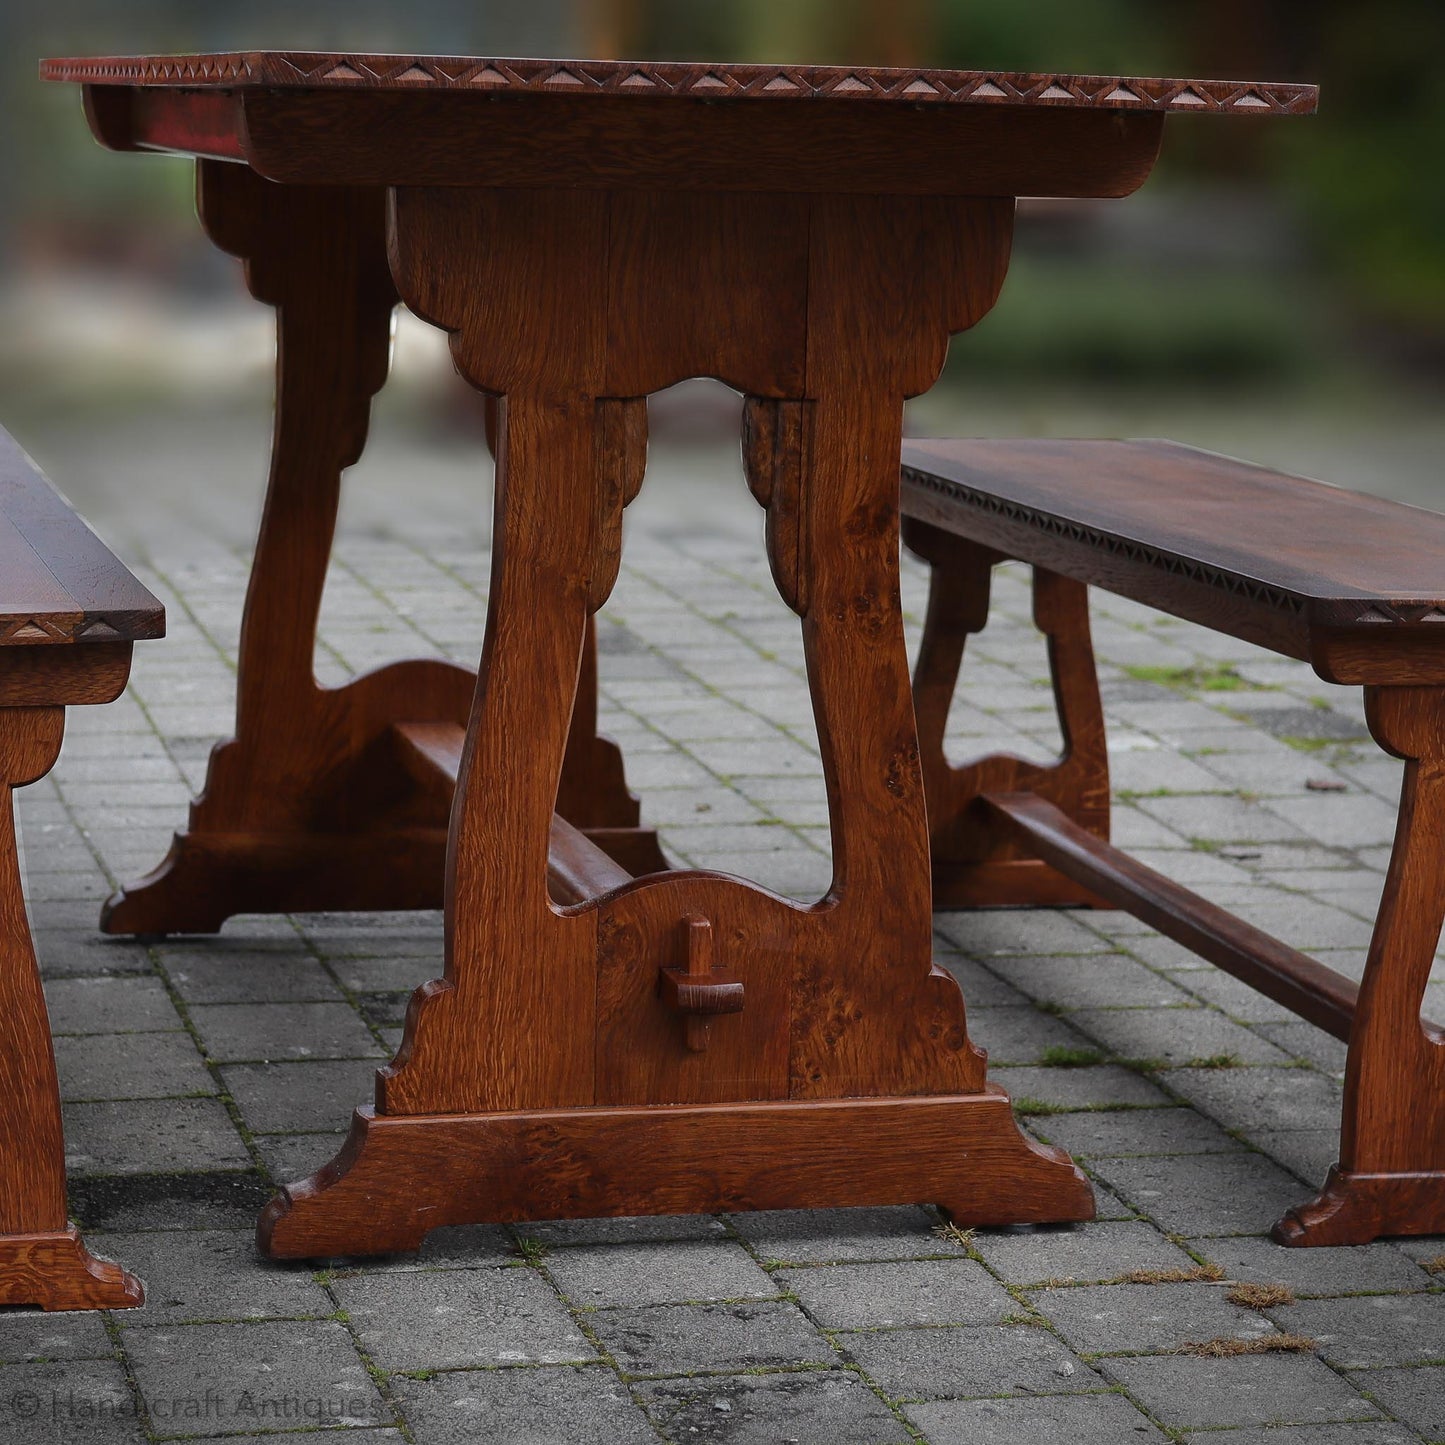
0,0,1441,530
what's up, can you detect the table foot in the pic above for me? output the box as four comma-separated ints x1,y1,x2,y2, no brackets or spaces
101,827,450,935
0,1226,143,1310
1273,1167,1445,1247
257,1093,1093,1259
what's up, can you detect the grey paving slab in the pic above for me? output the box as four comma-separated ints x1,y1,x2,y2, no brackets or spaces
906,1391,1166,1445
219,1058,374,1132
1167,1064,1344,1135
123,1319,387,1432
1034,1279,1277,1354
1190,1236,1436,1296
161,951,344,1004
1069,1004,1293,1066
0,1358,142,1444
62,1098,250,1175
636,1370,912,1445
333,1265,594,1370
395,1365,657,1445
1347,1366,1445,1441
68,1169,273,1233
1092,1152,1309,1236
0,1311,114,1364
1035,1106,1245,1158
841,1322,1100,1401
43,975,181,1034
1274,1294,1445,1368
188,1000,385,1062
1105,1352,1381,1429
973,1220,1198,1286
777,1259,1015,1329
989,1064,1171,1111
53,1030,215,1101
545,1240,776,1308
727,1205,958,1264
986,951,1194,1011
99,1229,328,1326
1250,1127,1341,1184
966,1007,1104,1064
1179,1427,1418,1445
590,1299,834,1376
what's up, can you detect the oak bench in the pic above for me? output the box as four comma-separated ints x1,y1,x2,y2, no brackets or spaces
899,437,1445,1247
0,425,163,1307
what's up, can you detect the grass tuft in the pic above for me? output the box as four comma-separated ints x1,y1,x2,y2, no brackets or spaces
1039,1045,1106,1068
1012,1096,1068,1117
1185,1053,1243,1069
1179,1333,1315,1357
1227,1282,1296,1309
1121,1265,1224,1285
932,1222,976,1249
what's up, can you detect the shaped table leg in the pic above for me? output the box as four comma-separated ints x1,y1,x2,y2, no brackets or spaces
259,186,1092,1258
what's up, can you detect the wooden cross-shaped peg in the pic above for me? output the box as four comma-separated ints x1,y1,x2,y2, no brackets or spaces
657,914,745,1052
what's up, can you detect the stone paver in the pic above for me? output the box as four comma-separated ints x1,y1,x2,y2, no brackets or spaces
333,1265,595,1370
544,1240,777,1308
841,1322,1100,1400
10,416,1440,1442
1105,1352,1381,1429
778,1259,1015,1329
907,1391,1166,1445
590,1299,833,1376
635,1370,913,1444
395,1365,656,1445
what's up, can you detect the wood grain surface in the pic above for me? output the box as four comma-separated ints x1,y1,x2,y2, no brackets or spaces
903,438,1445,1245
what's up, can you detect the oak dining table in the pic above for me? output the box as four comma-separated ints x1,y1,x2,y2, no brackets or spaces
42,52,1317,1260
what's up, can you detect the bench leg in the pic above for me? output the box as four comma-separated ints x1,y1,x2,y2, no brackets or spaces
101,162,656,935
1275,685,1445,1245
902,522,1110,909
0,707,142,1307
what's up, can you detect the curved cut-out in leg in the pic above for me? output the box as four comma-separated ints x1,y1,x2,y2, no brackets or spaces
1275,685,1445,1245
902,523,1111,910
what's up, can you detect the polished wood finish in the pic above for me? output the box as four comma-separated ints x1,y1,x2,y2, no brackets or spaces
0,432,159,1309
0,429,162,646
259,1092,1092,1259
903,520,1111,908
902,438,1445,682
47,52,1310,1255
903,438,1445,1245
43,52,1319,115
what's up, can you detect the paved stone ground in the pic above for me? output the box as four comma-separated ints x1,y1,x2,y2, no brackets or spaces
5,420,1444,1444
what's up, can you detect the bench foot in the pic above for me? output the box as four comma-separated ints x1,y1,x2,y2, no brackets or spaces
1274,1168,1445,1247
0,1227,143,1310
258,1095,1094,1260
101,827,453,935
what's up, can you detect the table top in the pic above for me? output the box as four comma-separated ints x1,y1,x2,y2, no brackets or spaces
41,52,1318,117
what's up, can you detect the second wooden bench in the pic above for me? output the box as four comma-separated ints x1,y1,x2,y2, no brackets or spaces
900,437,1445,1248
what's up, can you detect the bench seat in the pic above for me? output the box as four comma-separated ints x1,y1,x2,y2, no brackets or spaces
0,427,162,1309
902,437,1445,683
899,437,1445,1249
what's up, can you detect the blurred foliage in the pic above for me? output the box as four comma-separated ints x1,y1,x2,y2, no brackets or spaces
2,0,1441,368
945,258,1329,386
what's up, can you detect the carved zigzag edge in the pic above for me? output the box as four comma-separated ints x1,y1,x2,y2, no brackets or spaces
39,55,1318,116
900,466,1445,631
